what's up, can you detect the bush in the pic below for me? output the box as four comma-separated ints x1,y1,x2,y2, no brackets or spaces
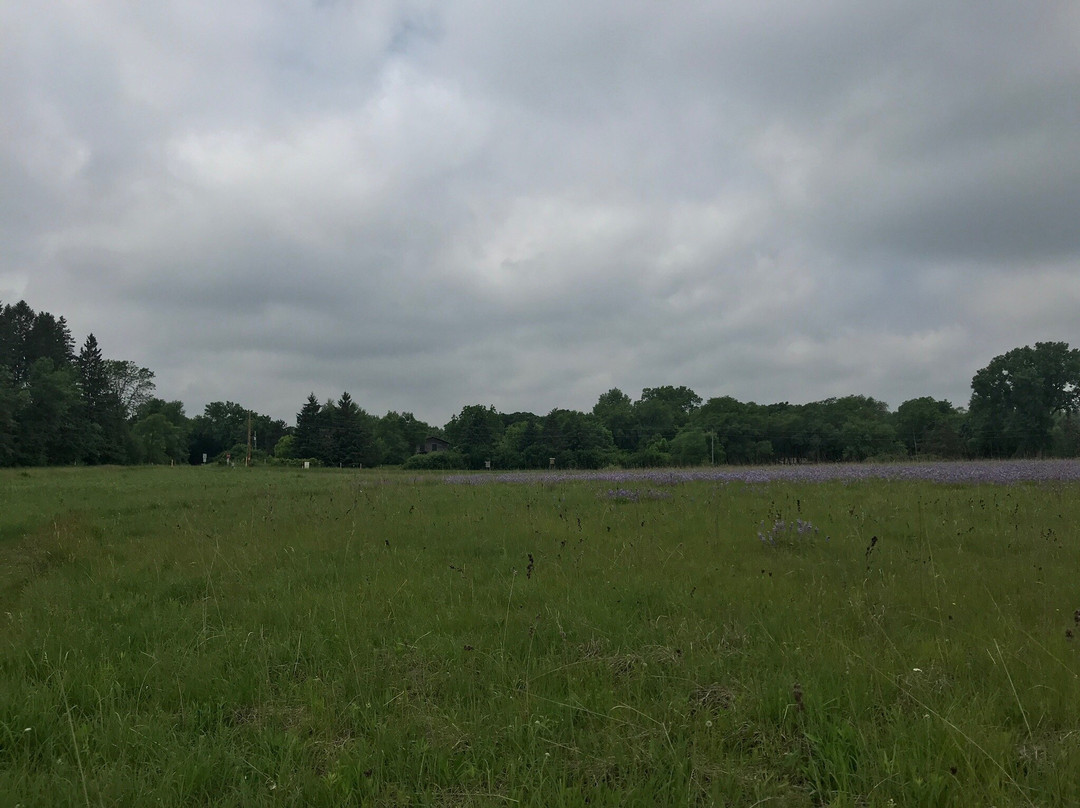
266,456,323,468
402,450,468,470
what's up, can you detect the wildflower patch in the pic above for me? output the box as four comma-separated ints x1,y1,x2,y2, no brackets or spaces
756,517,825,548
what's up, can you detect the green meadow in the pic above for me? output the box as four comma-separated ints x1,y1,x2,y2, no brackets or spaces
1,466,1078,806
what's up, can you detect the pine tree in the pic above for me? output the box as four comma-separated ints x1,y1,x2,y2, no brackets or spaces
26,312,73,370
330,392,364,467
78,335,109,411
294,393,326,461
0,302,14,378
77,334,126,463
3,301,36,385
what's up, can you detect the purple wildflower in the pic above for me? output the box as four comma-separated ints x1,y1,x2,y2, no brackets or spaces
445,459,1080,487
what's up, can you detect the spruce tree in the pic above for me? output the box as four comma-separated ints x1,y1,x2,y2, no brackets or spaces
4,301,37,385
294,393,326,461
76,334,126,463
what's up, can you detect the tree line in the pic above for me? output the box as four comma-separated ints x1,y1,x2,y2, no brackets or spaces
2,299,1078,469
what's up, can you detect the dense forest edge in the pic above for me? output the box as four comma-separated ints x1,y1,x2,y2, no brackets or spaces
2,299,1079,469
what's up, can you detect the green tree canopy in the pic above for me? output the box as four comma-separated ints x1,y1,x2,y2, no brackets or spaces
188,401,250,463
535,409,616,469
970,342,1080,456
15,359,81,466
131,399,189,464
445,405,504,469
1,301,74,385
592,388,637,453
895,397,965,457
294,394,327,460
0,366,17,465
670,427,713,466
327,392,379,468
105,360,156,420
375,411,432,465
76,334,129,464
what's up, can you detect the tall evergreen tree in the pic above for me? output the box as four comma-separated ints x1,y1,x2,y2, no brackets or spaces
77,335,110,415
27,312,74,369
294,393,326,460
328,392,378,467
76,334,128,463
0,302,15,377
2,301,37,385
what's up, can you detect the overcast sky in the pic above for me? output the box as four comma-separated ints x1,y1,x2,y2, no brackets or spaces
3,1,1079,426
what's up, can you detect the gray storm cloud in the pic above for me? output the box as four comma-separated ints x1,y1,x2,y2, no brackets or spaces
2,0,1078,424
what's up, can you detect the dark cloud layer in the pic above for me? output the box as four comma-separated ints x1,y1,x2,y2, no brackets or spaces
3,1,1079,425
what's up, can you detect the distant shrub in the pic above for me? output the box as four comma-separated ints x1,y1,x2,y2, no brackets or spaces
267,457,323,468
274,434,296,459
403,450,468,470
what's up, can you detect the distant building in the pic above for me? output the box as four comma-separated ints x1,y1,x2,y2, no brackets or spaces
416,436,451,454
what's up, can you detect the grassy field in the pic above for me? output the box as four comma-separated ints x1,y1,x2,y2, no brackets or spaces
1,465,1078,806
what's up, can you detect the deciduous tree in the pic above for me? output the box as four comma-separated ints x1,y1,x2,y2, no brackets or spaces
105,360,156,420
970,342,1080,456
445,405,504,469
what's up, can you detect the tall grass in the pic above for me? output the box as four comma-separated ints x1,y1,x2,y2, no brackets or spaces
1,466,1078,806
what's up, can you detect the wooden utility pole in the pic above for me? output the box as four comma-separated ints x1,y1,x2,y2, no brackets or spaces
246,411,252,467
